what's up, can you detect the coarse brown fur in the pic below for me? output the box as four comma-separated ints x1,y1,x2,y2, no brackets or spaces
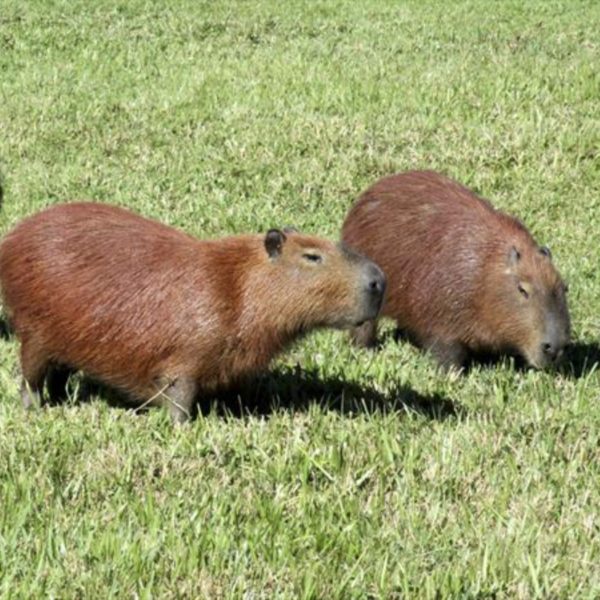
0,202,385,422
342,170,571,369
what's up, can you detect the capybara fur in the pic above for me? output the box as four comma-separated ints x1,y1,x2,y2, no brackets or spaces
341,170,570,370
0,202,385,422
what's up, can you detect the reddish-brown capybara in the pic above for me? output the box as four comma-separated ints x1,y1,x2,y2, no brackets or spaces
341,170,570,369
0,202,385,422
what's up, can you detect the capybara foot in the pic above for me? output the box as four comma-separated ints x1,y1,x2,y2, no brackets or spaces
20,379,42,409
157,377,197,424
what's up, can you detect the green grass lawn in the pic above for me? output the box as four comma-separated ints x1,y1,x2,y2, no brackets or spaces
1,0,599,597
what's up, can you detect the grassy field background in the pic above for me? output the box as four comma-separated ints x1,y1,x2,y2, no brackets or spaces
1,0,599,597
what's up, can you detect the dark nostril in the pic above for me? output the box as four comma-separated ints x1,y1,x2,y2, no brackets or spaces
364,264,386,297
368,275,386,296
542,342,559,360
369,279,381,292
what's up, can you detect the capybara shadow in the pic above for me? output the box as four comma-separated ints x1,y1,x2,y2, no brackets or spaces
394,326,595,377
560,342,600,378
0,171,4,210
353,324,525,374
201,366,462,421
35,370,137,411
400,328,598,379
0,317,10,340
377,326,531,374
441,340,599,379
53,366,461,422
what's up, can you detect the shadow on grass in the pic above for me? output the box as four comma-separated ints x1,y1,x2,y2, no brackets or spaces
29,340,598,423
0,318,11,340
462,342,600,379
391,327,599,379
202,366,461,421
560,342,600,378
63,366,461,423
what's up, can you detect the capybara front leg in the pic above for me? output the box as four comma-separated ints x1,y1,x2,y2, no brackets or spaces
427,338,467,371
350,319,378,348
158,377,197,424
19,339,49,409
20,379,43,410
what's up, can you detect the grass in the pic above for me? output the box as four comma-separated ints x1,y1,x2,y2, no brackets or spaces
1,0,599,597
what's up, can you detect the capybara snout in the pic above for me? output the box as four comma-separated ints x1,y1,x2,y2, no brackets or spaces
529,304,571,368
524,311,570,368
0,202,386,423
354,255,386,325
540,319,570,365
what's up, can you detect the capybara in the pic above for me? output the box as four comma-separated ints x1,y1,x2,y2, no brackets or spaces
0,202,385,422
341,170,570,369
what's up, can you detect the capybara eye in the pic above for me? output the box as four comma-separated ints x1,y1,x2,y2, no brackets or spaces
303,253,323,264
518,283,529,299
539,246,552,258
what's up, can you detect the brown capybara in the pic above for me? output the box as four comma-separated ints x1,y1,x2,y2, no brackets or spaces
0,202,385,422
341,170,570,370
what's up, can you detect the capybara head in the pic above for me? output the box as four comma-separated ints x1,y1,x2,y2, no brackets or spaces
484,243,570,368
262,228,386,330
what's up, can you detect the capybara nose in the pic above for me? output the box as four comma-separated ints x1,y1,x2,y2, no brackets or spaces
369,273,385,296
542,341,560,362
366,263,386,299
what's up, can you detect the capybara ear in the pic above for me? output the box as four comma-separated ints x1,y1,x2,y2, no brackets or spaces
539,246,552,259
283,226,299,235
264,229,287,258
508,246,521,268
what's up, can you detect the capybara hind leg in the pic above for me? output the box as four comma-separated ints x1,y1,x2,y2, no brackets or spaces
19,341,49,409
157,377,197,424
427,339,467,371
46,366,72,405
350,320,377,348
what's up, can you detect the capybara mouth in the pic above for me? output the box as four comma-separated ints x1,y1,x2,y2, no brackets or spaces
354,304,382,328
367,294,385,323
526,349,564,370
